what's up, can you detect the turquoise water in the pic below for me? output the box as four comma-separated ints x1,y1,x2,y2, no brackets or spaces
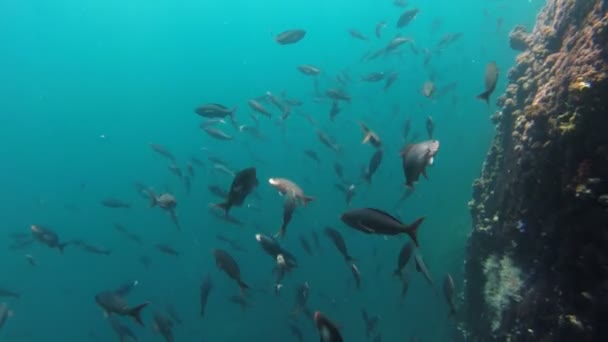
1,0,544,341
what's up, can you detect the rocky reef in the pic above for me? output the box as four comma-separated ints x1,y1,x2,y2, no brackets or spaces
463,0,608,340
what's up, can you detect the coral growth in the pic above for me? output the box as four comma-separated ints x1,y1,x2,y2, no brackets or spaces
482,254,523,332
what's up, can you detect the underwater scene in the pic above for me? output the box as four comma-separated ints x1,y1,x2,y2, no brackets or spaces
3,0,608,341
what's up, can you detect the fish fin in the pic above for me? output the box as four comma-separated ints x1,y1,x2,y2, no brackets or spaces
146,190,158,207
362,133,372,144
405,217,425,247
238,280,249,295
213,202,230,216
476,91,490,104
129,302,150,326
421,168,428,180
301,196,314,206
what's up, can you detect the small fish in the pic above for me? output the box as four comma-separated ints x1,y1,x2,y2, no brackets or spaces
278,196,298,238
394,242,414,278
359,122,382,148
139,256,151,270
375,21,387,38
195,103,237,123
400,140,440,188
304,149,321,164
443,273,456,317
200,274,213,318
25,254,36,266
329,100,341,121
350,263,361,290
314,311,343,342
95,287,149,326
101,198,131,209
324,227,355,263
402,118,412,141
426,116,434,139
156,243,179,256
164,303,182,325
149,143,176,162
190,157,205,167
414,254,436,292
109,316,138,342
361,309,380,338
288,324,304,342
200,118,226,128
397,8,419,28
248,99,273,117
255,234,298,267
30,225,69,253
401,273,410,299
168,164,183,180
0,303,13,331
152,312,174,342
348,29,368,41
202,126,233,140
72,240,112,256
212,249,249,294
228,294,252,310
422,81,435,98
275,29,306,45
268,178,314,206
340,208,424,246
384,72,399,92
214,167,258,215
385,36,412,52
147,190,180,230
291,282,310,317
0,288,20,299
361,72,385,82
363,150,383,184
476,61,499,104
317,130,341,153
333,163,345,181
326,89,351,103
297,64,321,76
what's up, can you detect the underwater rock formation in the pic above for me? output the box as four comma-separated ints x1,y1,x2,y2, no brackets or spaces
463,0,608,340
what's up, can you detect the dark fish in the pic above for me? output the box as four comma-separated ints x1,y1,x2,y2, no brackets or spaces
348,29,368,41
190,157,205,167
311,231,321,251
375,21,387,38
202,126,233,140
403,118,412,141
147,191,180,230
72,240,112,256
363,150,383,184
314,311,343,342
437,32,464,50
109,316,137,342
214,167,258,215
288,324,304,342
401,273,410,299
426,116,434,139
423,48,432,66
304,150,321,164
476,61,499,104
351,263,361,290
297,64,321,76
30,225,69,253
326,89,351,103
443,273,456,317
341,208,424,246
248,99,273,117
101,198,131,209
0,303,12,331
164,303,182,325
384,72,399,92
317,130,341,153
212,249,249,294
209,208,244,226
414,254,436,292
278,196,297,238
329,100,340,121
359,122,382,148
299,236,313,256
186,162,195,177
361,309,379,338
149,143,176,162
0,288,19,299
228,294,251,310
275,29,306,45
255,234,298,268
290,282,310,317
95,288,149,326
422,81,435,98
361,72,385,82
400,139,440,188
324,227,355,262
397,8,419,28
25,254,36,266
139,256,151,270
156,243,179,256
333,163,344,181
195,103,237,124
200,274,213,318
394,242,414,278
393,0,408,7
266,92,290,116
152,312,174,342
184,175,192,195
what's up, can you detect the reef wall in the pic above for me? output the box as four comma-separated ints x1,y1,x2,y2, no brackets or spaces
463,0,608,341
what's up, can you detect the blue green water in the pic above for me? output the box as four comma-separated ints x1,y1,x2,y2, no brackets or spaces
1,0,544,341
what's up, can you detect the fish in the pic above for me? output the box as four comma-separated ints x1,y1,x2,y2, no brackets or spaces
248,99,273,117
200,274,213,318
443,273,456,317
298,64,321,76
348,29,368,41
299,236,313,256
139,256,151,270
30,225,69,253
375,21,387,38
393,0,408,7
275,29,306,45
329,100,340,121
317,130,341,153
351,263,361,290
393,242,414,278
363,150,383,184
278,195,298,238
341,208,424,246
384,72,399,92
0,288,20,299
426,116,434,139
476,61,499,104
202,126,233,140
195,103,237,123
212,249,249,294
71,240,112,256
164,303,182,325
109,316,138,342
385,36,412,52
400,139,440,188
414,254,436,292
228,294,252,310
184,175,192,195
101,198,131,209
156,243,179,256
401,273,410,299
152,312,174,342
304,149,321,164
0,303,12,331
268,178,314,206
208,185,229,198
149,143,176,162
25,254,36,266
95,287,149,326
324,227,355,262
333,163,345,181
200,118,226,128
288,324,304,342
209,208,244,226
265,92,290,116
397,8,419,28
314,311,343,342
147,190,180,230
254,234,298,267
326,89,351,103
359,122,382,148
422,81,435,98
291,282,310,317
402,118,412,141
214,167,258,215
436,32,464,50
361,309,380,338
361,72,385,82
190,157,205,167
168,164,183,180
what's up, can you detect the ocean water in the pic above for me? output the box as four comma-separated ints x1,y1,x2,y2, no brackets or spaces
0,0,545,341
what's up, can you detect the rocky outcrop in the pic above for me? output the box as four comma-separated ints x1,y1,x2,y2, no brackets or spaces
463,0,608,340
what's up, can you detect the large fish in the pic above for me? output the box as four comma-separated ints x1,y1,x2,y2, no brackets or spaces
340,208,424,246
400,140,440,188
275,29,306,45
215,167,258,215
476,62,499,104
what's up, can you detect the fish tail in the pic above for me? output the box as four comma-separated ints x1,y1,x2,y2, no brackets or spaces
275,226,286,239
476,91,490,104
301,196,314,207
406,217,425,247
57,242,69,254
129,302,150,326
362,133,372,144
238,280,249,294
214,202,230,216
